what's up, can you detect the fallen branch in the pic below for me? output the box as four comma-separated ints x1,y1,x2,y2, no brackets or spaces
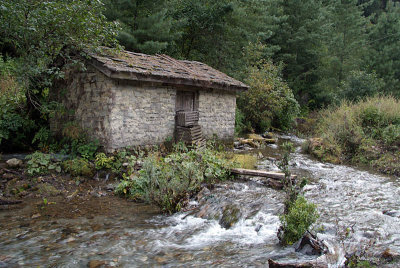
231,168,297,180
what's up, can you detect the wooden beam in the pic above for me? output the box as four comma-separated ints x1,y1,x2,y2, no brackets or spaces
230,168,297,180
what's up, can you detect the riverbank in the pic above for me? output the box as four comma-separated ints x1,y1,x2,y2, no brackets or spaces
300,96,400,177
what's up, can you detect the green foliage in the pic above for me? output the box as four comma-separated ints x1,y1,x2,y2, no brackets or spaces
104,0,175,54
115,147,234,213
368,1,400,95
279,195,319,245
310,96,400,175
25,152,61,176
340,71,385,102
277,141,317,245
0,57,35,150
95,153,115,170
238,54,300,132
0,0,120,151
62,158,94,177
51,122,100,159
32,127,52,150
234,108,249,135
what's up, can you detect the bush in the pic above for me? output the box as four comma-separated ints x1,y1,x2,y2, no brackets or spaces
279,195,319,245
309,96,400,175
115,148,234,213
25,152,61,176
237,59,299,132
340,71,384,102
62,158,94,177
234,108,250,135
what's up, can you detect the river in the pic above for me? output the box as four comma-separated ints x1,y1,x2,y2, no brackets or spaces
1,135,399,267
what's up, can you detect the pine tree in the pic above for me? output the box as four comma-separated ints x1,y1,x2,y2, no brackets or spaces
262,0,328,105
368,0,400,95
316,0,370,105
104,0,176,54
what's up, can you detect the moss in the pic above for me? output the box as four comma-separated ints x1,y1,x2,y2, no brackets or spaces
62,158,94,177
230,153,258,169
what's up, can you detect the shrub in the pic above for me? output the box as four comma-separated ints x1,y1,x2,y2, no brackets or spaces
115,148,234,213
238,59,299,132
234,108,250,135
25,152,61,176
340,71,384,102
279,195,319,245
62,158,94,177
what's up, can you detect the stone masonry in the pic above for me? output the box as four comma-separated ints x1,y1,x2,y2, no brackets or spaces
198,89,236,141
52,67,237,151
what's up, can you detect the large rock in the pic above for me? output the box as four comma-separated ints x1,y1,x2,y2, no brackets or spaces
6,158,23,169
219,204,241,229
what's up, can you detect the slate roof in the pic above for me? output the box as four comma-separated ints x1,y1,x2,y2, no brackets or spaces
89,48,249,91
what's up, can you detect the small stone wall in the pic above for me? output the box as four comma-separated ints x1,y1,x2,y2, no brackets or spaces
198,89,236,141
108,80,176,150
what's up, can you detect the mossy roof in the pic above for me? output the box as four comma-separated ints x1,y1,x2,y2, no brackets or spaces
89,48,249,91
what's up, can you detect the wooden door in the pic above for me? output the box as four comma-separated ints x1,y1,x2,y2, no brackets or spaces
176,91,195,112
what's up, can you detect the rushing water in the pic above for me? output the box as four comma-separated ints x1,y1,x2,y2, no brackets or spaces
1,136,399,267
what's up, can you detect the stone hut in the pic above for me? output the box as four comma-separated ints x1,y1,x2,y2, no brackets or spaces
51,49,248,151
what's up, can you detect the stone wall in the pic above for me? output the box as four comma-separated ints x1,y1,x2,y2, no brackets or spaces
50,67,114,149
108,80,176,150
198,89,236,141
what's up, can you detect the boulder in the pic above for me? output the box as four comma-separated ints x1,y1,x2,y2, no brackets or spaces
219,204,241,229
6,158,23,169
262,132,276,139
88,260,106,268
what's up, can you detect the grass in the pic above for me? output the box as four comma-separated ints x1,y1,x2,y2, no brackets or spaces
225,153,258,169
306,96,400,175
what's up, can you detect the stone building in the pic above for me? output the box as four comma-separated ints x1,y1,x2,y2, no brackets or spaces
51,49,248,151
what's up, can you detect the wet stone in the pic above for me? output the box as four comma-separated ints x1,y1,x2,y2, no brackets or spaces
219,204,241,229
88,260,106,268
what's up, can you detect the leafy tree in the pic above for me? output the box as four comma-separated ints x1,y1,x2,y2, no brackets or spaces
170,0,234,63
238,44,299,132
0,0,120,150
340,70,384,101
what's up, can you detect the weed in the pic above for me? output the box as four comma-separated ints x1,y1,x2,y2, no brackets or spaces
115,146,234,213
25,152,61,176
